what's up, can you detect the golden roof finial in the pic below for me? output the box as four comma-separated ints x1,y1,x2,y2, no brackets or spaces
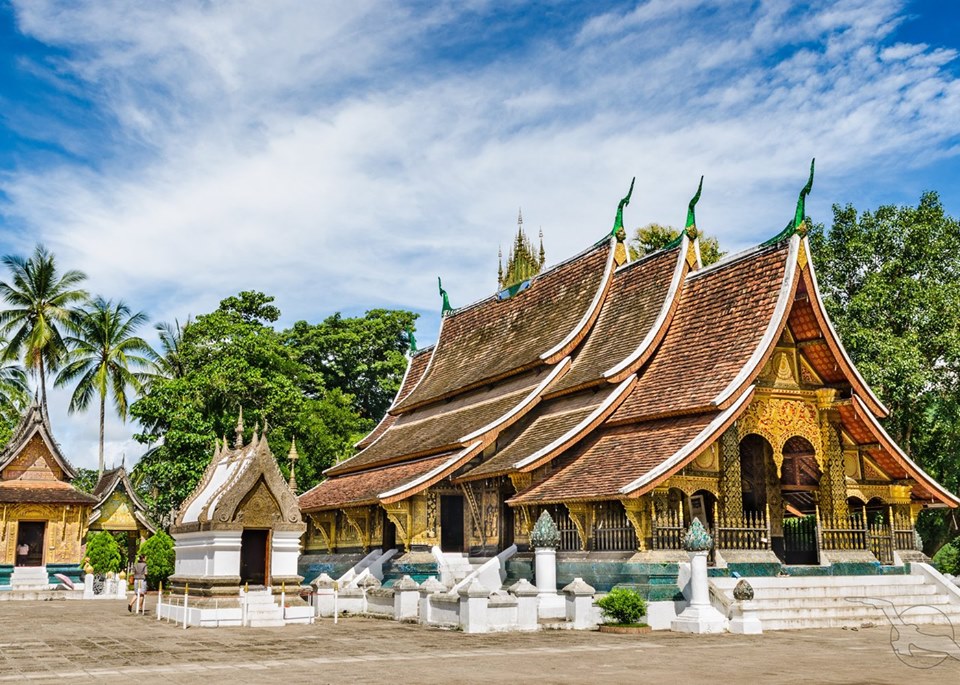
287,438,299,492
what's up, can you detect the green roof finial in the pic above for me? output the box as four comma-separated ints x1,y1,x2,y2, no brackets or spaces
438,277,453,315
762,158,817,247
611,177,636,238
685,175,704,230
405,325,417,353
794,158,815,231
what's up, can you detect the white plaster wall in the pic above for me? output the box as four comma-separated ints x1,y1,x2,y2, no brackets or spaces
270,531,303,579
428,595,460,626
173,531,242,578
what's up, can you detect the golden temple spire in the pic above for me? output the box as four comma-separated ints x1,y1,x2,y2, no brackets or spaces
234,408,244,448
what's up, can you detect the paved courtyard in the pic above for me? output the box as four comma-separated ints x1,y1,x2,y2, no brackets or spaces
1,596,958,684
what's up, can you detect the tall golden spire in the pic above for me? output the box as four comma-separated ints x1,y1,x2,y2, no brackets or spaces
287,438,299,493
499,208,546,289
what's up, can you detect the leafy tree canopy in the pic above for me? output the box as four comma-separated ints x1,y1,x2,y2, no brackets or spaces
131,291,413,521
282,309,418,420
808,191,960,550
85,530,122,574
628,223,725,266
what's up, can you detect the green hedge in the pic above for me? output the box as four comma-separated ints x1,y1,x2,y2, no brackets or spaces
85,531,122,574
138,531,175,589
597,587,647,625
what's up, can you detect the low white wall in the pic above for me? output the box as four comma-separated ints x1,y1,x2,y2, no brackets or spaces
173,531,242,579
428,595,460,627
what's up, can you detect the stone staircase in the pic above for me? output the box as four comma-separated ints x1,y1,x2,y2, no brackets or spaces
439,553,486,588
243,590,284,627
711,573,960,631
10,566,50,590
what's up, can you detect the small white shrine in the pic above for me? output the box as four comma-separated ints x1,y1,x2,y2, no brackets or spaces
162,413,311,627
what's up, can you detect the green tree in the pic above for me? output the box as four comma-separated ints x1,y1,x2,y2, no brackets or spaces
138,531,175,589
0,344,29,444
628,223,725,266
131,291,371,518
0,244,88,414
283,309,418,420
85,531,122,574
55,298,155,476
808,192,960,551
71,468,100,494
151,317,191,382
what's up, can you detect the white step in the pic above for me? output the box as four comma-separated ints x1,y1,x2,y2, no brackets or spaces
11,567,49,589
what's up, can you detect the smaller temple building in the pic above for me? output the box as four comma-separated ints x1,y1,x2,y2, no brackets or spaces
89,464,156,568
169,416,305,596
0,402,96,588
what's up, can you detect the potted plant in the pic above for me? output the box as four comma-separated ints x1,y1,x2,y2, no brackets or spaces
596,587,650,634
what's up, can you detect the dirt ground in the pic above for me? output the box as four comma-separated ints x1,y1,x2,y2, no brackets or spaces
0,595,957,684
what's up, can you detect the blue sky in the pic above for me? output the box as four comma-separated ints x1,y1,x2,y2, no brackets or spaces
1,0,959,470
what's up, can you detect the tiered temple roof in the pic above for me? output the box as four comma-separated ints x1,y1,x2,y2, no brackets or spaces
89,465,157,533
0,402,97,505
300,185,958,517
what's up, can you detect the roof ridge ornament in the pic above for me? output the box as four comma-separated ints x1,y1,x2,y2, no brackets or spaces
763,158,815,246
685,175,704,233
438,277,453,316
406,324,417,353
234,408,244,448
610,177,635,239
287,438,299,492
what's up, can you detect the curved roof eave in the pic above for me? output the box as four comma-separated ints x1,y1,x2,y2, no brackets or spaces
378,440,483,504
711,235,800,409
851,395,959,507
801,237,889,417
603,234,691,382
619,385,756,497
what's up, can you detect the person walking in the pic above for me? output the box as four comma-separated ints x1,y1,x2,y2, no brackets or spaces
129,555,148,613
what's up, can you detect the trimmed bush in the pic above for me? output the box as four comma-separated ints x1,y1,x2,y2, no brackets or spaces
86,531,123,574
597,587,647,625
138,531,175,589
932,541,960,576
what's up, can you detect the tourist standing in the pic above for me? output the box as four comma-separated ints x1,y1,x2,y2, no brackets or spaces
129,555,148,613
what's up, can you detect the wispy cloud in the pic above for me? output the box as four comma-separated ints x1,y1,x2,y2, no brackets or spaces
2,0,959,468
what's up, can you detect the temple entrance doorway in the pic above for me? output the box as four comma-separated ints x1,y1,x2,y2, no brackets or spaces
382,510,397,551
239,529,269,586
440,495,464,552
780,437,821,565
500,502,515,549
15,521,45,566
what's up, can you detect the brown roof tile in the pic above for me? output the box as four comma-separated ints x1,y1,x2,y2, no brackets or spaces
300,453,454,511
550,247,680,395
355,346,434,450
327,372,543,476
456,388,616,481
0,482,98,505
509,412,721,504
394,240,612,411
612,243,791,423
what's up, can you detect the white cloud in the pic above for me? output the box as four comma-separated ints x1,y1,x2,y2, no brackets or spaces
2,0,960,468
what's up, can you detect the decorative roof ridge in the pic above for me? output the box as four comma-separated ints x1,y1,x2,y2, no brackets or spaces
618,385,756,496
850,394,959,507
302,451,458,499
378,440,483,504
442,237,613,320
710,235,801,409
800,237,889,418
602,234,691,382
686,239,789,282
0,401,78,480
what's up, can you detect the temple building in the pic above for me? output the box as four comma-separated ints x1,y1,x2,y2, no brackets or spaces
88,464,156,566
169,416,305,596
0,402,96,588
299,170,957,585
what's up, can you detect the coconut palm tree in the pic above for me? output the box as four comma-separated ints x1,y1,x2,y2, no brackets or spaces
0,244,88,414
0,344,30,435
55,297,155,475
152,317,191,381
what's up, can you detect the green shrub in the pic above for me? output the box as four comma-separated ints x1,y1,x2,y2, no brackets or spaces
139,531,176,589
85,531,123,574
932,542,960,576
596,587,647,625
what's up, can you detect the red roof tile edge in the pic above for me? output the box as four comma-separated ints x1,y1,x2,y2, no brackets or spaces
617,385,756,497
850,394,959,507
603,234,691,382
379,440,484,504
802,237,889,418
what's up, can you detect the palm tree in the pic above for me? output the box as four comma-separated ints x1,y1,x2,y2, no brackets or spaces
0,344,30,433
0,244,88,413
55,297,155,475
152,318,191,381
